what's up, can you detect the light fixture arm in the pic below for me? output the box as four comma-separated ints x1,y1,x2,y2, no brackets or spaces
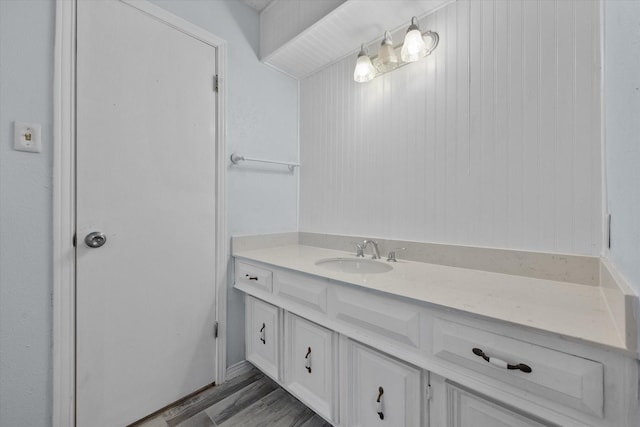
382,31,393,46
357,43,368,58
407,16,420,33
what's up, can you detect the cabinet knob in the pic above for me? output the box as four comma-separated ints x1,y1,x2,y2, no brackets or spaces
245,273,258,281
376,386,384,420
259,323,266,344
472,348,532,373
305,347,312,374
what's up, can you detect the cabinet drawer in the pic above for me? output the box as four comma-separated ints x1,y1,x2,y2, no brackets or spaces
333,287,421,348
275,270,328,314
447,382,556,427
246,296,280,380
347,341,422,427
236,261,273,293
284,313,335,421
433,319,603,417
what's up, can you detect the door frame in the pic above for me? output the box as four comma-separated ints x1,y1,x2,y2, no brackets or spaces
52,1,228,425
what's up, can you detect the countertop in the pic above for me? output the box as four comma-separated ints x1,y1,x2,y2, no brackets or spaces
234,244,626,353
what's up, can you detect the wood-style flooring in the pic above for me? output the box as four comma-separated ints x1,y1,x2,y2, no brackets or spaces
131,367,331,427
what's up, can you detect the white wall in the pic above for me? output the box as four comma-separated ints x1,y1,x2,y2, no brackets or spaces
605,1,640,294
300,0,603,256
0,1,54,426
0,1,298,425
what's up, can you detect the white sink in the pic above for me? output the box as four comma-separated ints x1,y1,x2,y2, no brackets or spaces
315,257,393,274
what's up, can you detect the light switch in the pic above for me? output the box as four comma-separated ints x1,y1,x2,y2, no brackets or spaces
14,121,42,153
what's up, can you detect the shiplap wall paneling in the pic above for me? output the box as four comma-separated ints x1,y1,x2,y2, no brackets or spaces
299,0,601,256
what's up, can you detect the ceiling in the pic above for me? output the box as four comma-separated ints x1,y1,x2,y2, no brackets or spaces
242,0,275,12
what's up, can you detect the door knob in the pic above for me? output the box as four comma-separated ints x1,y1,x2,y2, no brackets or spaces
85,231,107,248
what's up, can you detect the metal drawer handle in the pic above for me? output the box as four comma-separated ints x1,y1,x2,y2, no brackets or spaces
259,323,266,344
472,348,532,373
305,347,312,374
245,274,259,281
376,386,384,420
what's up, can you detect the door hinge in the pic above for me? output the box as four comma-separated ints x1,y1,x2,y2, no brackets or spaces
213,321,219,338
73,233,76,248
213,75,219,92
607,213,612,249
426,384,432,401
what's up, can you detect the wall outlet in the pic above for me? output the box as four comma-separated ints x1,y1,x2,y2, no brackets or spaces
14,121,42,153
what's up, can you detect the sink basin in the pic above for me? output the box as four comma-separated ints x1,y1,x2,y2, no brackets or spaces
315,257,393,274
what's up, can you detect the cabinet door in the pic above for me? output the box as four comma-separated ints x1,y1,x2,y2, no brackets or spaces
246,296,280,380
447,383,554,427
347,341,422,427
284,313,335,421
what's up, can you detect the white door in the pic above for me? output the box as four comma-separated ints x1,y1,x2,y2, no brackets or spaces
75,1,218,425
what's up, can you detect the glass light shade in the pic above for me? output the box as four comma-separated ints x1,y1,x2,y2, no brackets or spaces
353,46,376,83
374,31,398,73
400,18,427,62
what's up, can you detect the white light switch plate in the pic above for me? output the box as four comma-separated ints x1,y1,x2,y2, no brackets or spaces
14,121,42,153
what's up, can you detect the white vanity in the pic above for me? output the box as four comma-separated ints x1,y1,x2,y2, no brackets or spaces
232,234,639,427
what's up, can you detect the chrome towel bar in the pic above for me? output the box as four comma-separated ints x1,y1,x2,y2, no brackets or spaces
230,153,299,171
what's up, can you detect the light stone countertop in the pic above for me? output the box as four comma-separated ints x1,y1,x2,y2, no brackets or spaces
234,244,625,353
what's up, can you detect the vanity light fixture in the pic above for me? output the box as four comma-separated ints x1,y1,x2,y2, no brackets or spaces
353,16,439,83
353,44,376,83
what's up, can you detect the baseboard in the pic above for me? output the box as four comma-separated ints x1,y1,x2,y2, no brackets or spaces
225,360,254,380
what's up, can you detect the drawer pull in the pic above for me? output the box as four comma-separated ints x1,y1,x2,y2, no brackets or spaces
472,348,532,373
259,323,266,344
245,274,259,281
376,386,384,420
305,347,312,374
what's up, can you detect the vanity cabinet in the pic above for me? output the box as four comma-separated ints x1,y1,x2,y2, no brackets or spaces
245,296,280,380
235,258,638,427
284,313,336,422
346,340,422,427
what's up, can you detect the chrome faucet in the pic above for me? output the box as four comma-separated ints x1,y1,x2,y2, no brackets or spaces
362,239,381,259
